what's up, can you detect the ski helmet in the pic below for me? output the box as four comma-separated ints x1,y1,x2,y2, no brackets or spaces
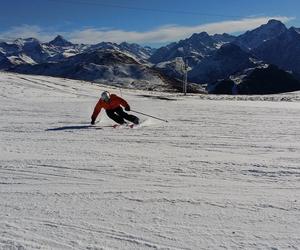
100,91,110,102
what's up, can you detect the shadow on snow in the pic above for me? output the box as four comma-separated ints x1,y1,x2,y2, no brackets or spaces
46,125,96,131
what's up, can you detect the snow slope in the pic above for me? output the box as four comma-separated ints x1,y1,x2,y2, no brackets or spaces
1,72,300,249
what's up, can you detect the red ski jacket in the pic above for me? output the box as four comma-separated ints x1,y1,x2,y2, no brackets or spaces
91,94,129,121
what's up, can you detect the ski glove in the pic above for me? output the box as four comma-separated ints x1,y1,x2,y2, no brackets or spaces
125,105,130,111
91,119,95,125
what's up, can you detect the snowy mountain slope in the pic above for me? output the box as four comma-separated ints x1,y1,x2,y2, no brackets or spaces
87,41,154,63
154,57,186,80
0,52,13,70
118,42,155,61
1,72,300,249
188,43,256,84
253,27,300,77
149,33,237,85
149,32,234,65
212,33,236,44
236,64,300,94
207,64,300,95
0,37,69,65
48,35,74,47
11,49,184,92
234,19,287,51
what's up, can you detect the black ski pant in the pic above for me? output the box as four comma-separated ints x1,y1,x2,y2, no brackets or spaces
106,107,139,125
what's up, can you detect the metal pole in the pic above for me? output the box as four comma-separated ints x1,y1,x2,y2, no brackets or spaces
182,59,185,95
184,58,188,95
131,109,169,123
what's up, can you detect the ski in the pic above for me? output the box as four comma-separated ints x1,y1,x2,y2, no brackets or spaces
112,123,137,129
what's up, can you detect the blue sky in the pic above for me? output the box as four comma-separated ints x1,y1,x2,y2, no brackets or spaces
1,0,299,46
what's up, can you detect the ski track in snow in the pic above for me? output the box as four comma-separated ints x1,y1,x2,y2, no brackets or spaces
1,72,300,250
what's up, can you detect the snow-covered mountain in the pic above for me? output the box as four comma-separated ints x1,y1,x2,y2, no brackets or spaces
154,57,186,81
148,32,237,85
0,36,154,68
149,19,300,94
0,40,19,55
119,42,155,61
86,41,154,62
149,32,235,65
0,38,51,64
234,19,287,51
0,51,13,69
209,64,300,94
1,19,300,94
0,36,78,65
237,64,300,94
188,43,256,83
253,27,300,77
212,33,236,45
149,19,288,67
48,35,74,47
12,48,184,92
148,20,293,85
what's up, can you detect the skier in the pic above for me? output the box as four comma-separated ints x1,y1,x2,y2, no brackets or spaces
91,91,139,125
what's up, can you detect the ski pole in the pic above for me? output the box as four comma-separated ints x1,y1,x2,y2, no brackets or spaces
131,109,169,123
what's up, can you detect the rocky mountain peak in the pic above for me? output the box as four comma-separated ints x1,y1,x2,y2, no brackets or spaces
49,35,73,47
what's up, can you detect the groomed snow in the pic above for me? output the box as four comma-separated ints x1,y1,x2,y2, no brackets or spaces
1,72,300,249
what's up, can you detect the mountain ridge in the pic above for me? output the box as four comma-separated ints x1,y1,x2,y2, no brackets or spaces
1,19,300,94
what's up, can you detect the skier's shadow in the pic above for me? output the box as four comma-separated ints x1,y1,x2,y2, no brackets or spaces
46,125,94,131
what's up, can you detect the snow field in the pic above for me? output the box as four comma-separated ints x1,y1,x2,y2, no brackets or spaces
1,72,300,249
